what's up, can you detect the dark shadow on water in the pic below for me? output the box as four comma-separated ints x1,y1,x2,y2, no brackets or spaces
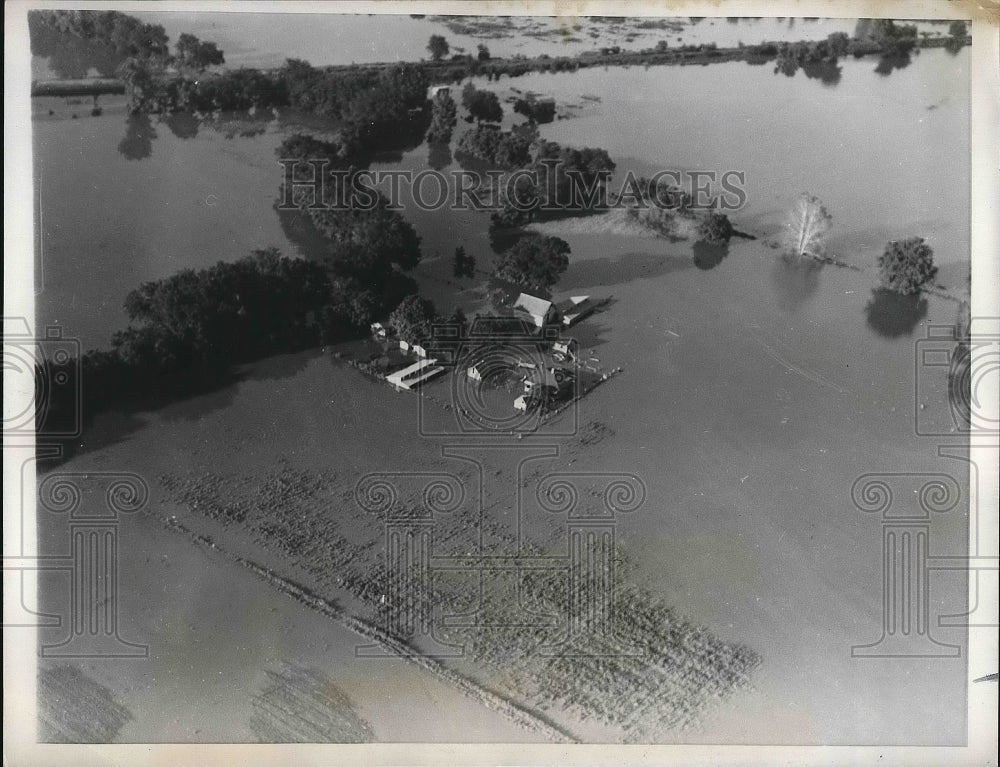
240,349,322,383
692,240,729,271
202,110,274,139
874,52,913,76
40,349,326,467
568,318,611,352
161,112,200,140
427,142,453,170
560,252,694,290
770,253,823,312
117,114,156,161
864,288,928,338
275,205,333,263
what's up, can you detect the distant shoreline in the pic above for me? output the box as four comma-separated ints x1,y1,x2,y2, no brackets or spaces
31,33,969,98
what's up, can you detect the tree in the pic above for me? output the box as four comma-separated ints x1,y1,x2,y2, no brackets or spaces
477,43,491,61
452,246,476,278
697,212,735,245
949,20,969,39
427,90,458,144
427,35,449,61
492,235,570,295
175,33,225,71
462,82,503,124
877,237,937,295
388,295,438,343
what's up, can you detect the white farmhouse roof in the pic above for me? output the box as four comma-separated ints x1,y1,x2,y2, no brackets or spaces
513,293,555,327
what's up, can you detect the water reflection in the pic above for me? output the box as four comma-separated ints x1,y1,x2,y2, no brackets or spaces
770,253,823,311
801,60,842,86
202,109,273,139
161,112,200,140
774,58,841,86
117,115,156,161
692,240,729,270
427,142,453,170
874,52,913,76
864,288,928,338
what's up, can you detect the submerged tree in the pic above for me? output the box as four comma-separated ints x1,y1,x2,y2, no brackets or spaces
427,89,458,144
877,236,937,295
427,35,449,61
783,193,833,259
697,212,735,245
491,234,570,296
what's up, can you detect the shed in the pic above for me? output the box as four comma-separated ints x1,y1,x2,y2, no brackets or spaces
386,358,445,390
555,295,595,327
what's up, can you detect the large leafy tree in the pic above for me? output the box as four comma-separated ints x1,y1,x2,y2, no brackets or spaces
462,83,503,124
877,237,937,295
388,295,438,343
492,235,570,295
427,90,458,144
427,35,449,61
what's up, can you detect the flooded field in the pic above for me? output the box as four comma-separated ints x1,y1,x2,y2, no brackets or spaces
27,12,972,745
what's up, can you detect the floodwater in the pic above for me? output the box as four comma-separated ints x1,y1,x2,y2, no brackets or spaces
28,15,971,744
32,46,969,349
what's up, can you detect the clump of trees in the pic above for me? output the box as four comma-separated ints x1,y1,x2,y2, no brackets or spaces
276,134,422,309
513,97,556,124
427,89,458,144
121,57,430,158
174,33,224,71
877,237,938,295
41,248,384,446
492,234,571,296
854,19,918,56
456,122,537,169
30,9,170,61
427,35,449,61
462,82,503,124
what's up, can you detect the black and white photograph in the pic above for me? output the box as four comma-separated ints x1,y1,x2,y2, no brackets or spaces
4,1,998,764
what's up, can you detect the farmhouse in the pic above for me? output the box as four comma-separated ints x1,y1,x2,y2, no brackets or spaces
429,85,451,99
513,293,560,329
